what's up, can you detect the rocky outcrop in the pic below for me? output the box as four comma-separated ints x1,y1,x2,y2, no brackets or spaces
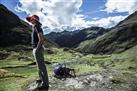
26,70,137,91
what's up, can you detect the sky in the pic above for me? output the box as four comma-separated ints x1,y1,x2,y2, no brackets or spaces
0,0,137,34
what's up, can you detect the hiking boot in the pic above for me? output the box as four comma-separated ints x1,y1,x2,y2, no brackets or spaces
37,85,49,90
35,79,42,88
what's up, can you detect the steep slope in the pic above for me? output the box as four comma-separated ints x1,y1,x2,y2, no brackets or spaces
117,11,137,27
0,4,58,48
46,27,108,48
0,4,31,47
78,11,137,54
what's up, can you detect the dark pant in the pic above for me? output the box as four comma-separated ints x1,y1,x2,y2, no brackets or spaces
33,47,49,87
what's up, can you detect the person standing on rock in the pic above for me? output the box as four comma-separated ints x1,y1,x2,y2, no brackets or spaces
26,15,49,90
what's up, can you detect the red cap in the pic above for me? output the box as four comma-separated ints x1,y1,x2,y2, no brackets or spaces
26,15,39,22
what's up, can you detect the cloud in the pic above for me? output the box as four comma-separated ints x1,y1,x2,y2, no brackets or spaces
104,0,137,14
16,0,85,33
15,0,129,34
86,15,127,28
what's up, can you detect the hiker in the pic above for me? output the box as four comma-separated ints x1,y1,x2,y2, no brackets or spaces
26,15,49,90
53,64,76,79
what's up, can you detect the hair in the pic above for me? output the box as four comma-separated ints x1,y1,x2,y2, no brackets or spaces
36,20,42,27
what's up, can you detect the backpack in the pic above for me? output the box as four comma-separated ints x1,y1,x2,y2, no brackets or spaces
53,63,76,78
53,64,65,76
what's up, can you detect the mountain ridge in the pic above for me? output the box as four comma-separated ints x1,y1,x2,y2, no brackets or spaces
77,11,137,54
0,4,58,48
46,27,109,48
0,4,31,47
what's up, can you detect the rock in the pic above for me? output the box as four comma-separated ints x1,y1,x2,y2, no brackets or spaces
25,70,137,91
26,81,39,91
90,81,96,87
89,74,103,81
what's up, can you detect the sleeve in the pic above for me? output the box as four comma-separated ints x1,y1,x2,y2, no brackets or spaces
35,25,43,33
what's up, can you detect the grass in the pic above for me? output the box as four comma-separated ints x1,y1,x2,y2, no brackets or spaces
76,39,94,52
0,46,137,91
0,51,33,68
45,48,80,63
0,77,24,91
0,48,78,91
0,76,37,91
0,67,37,91
0,59,32,68
72,64,101,75
80,46,137,74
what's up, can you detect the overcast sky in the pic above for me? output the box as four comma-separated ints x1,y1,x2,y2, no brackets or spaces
0,0,137,34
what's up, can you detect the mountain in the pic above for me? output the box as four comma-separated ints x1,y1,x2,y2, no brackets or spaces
0,4,31,47
46,27,108,48
0,4,58,48
76,11,137,54
116,11,137,27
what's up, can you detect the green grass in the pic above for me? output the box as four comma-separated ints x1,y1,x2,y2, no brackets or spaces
0,76,37,91
0,46,137,91
0,51,33,68
45,48,79,63
0,65,53,91
76,39,94,52
0,77,25,91
81,46,137,73
71,64,101,75
0,48,77,91
0,59,32,68
0,67,37,91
